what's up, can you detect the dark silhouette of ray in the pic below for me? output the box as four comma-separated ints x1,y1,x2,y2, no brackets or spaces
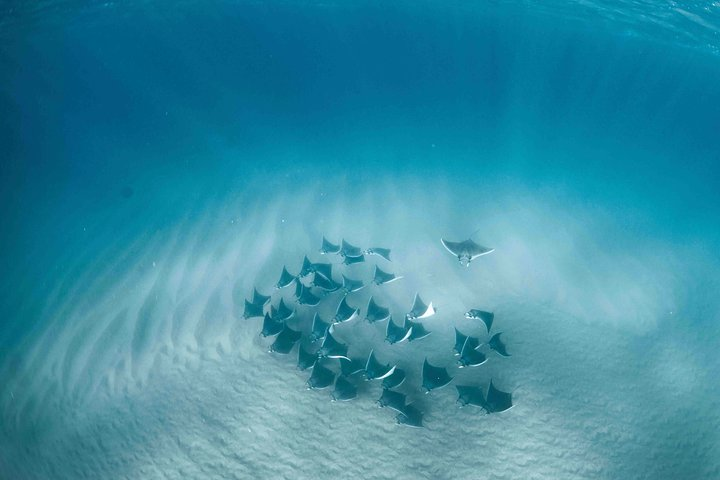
396,404,424,428
441,237,494,267
407,320,431,342
276,266,297,289
243,299,264,319
489,332,511,357
377,389,407,414
485,380,513,413
307,362,335,390
331,376,357,401
453,328,468,355
365,297,391,323
422,358,453,392
270,325,302,354
298,256,333,279
406,293,435,320
339,357,366,377
372,265,402,285
313,262,333,281
458,337,487,368
340,239,363,257
385,318,412,344
297,344,318,371
260,313,284,337
319,236,341,255
343,254,365,266
299,256,315,277
333,297,359,324
312,272,341,292
309,313,330,343
382,368,406,390
364,247,391,261
270,298,294,321
455,385,487,408
296,283,322,306
317,331,349,360
465,309,494,332
251,288,271,306
365,349,396,380
340,274,365,295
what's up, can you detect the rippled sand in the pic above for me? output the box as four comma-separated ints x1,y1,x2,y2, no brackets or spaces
1,172,718,478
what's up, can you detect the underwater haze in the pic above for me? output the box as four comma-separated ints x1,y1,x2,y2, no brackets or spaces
1,1,720,478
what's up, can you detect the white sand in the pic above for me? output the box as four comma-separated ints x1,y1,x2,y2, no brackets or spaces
1,171,718,479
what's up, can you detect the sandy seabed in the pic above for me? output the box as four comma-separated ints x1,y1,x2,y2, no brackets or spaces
1,173,718,479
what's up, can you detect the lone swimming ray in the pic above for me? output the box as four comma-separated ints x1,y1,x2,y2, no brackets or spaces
441,238,494,267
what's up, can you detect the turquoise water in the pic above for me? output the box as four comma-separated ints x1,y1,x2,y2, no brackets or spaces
1,2,719,478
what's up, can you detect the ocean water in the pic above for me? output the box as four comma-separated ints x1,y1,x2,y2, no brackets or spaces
1,1,719,478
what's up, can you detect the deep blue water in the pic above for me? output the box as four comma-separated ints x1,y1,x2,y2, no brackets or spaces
1,2,719,478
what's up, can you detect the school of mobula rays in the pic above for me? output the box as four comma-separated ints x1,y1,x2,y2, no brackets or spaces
242,236,512,428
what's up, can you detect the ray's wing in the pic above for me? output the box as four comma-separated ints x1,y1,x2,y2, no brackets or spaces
422,358,453,392
340,239,362,257
320,236,341,254
251,288,271,305
453,328,468,355
270,325,301,354
440,238,466,257
333,297,359,323
385,318,412,344
365,297,391,323
307,363,335,390
373,266,402,285
489,332,511,357
297,344,318,370
407,320,431,341
276,266,296,289
365,247,391,261
465,239,495,260
396,404,423,428
382,368,406,389
486,380,513,413
365,350,396,380
332,376,358,401
309,313,330,342
243,299,264,319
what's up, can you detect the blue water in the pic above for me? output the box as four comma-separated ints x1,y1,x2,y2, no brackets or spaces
1,2,719,479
